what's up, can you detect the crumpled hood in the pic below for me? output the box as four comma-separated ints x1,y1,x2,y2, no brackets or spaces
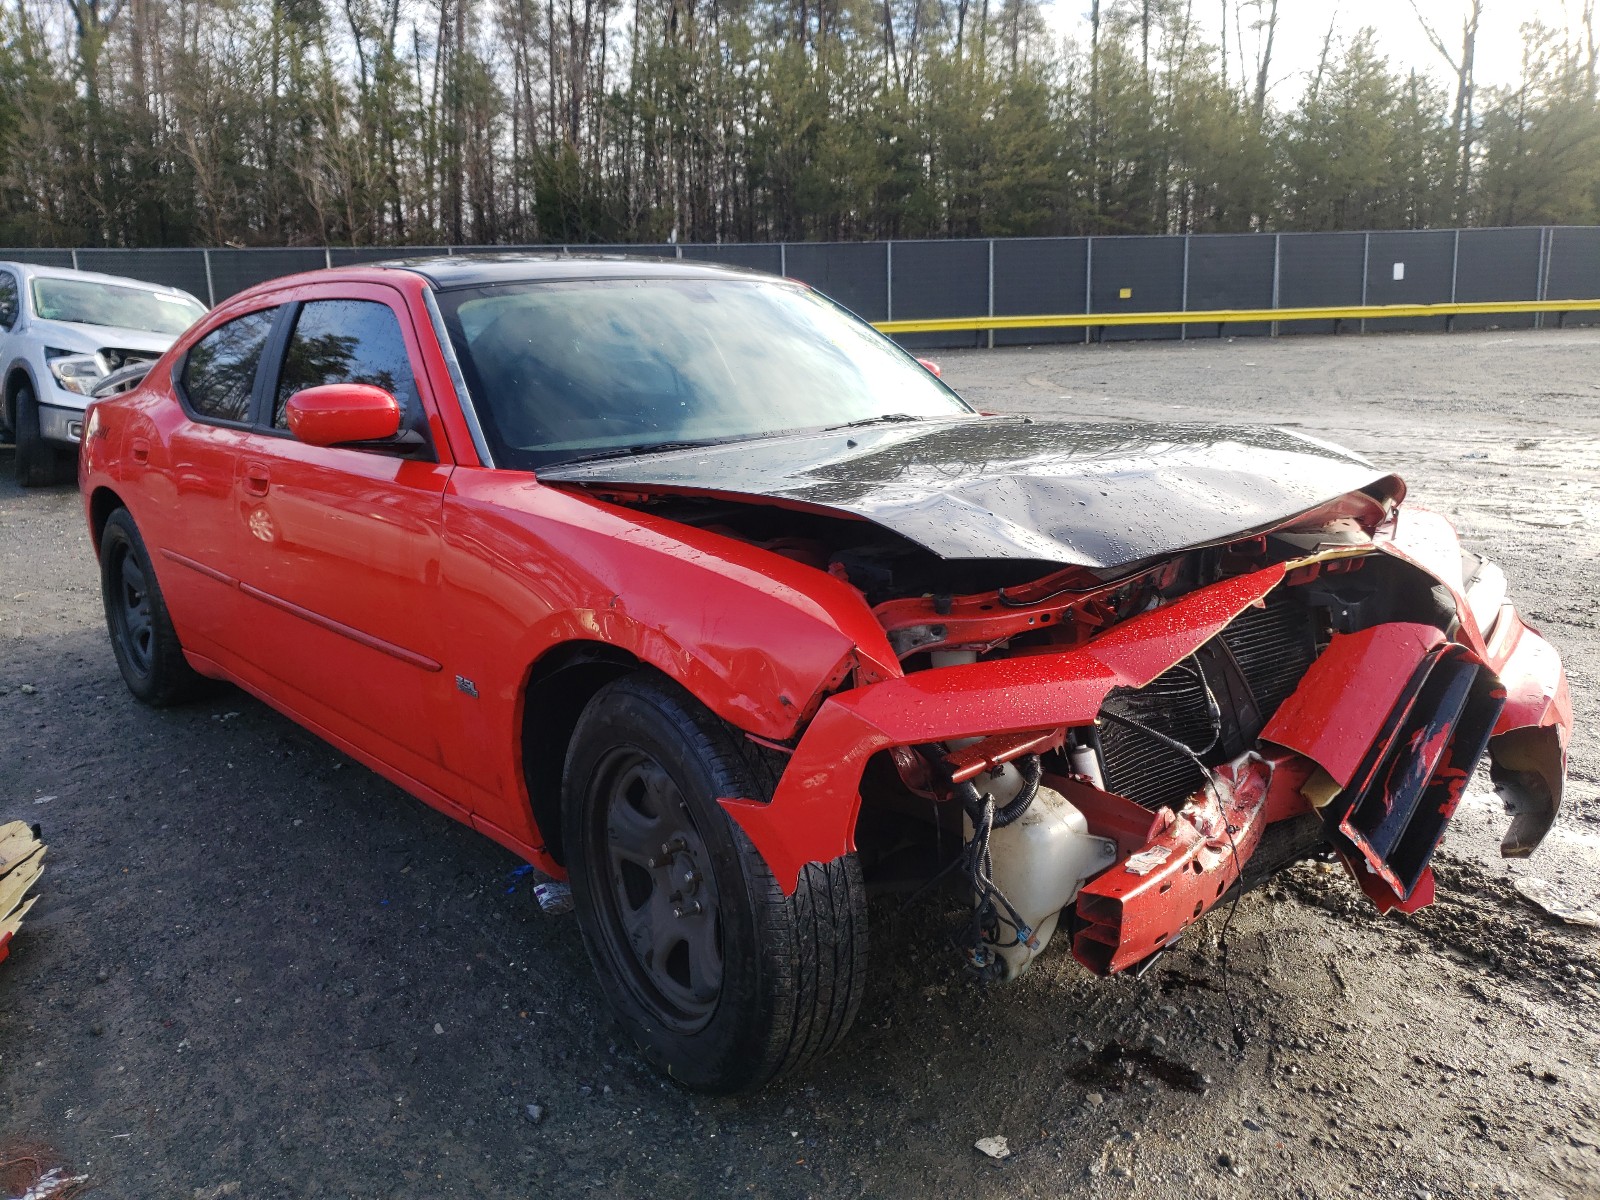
29,319,178,357
539,415,1400,571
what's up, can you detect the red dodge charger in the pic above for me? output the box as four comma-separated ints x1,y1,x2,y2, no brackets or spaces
80,257,1571,1092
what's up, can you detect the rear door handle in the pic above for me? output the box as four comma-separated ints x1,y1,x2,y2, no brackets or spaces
243,461,271,497
130,437,149,464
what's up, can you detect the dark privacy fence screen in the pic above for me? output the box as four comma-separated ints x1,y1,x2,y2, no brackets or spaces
5,226,1598,348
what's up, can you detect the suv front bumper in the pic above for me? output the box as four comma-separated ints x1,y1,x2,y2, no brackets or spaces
37,399,86,445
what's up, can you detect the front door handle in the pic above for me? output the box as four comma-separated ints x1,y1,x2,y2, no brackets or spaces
243,461,271,497
130,437,149,464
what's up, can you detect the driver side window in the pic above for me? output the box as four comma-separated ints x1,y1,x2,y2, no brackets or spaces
0,272,18,331
273,299,422,432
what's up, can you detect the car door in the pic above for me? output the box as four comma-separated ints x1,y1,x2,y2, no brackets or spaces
226,286,458,799
145,304,280,656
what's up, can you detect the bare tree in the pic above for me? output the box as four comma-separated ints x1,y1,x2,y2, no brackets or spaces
1408,0,1481,222
1251,0,1277,126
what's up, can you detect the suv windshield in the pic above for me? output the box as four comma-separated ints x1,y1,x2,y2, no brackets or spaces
435,277,971,468
31,277,206,335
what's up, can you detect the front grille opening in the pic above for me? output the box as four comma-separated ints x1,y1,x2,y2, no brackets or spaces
1099,588,1319,811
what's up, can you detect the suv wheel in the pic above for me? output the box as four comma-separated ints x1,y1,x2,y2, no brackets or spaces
562,674,868,1093
14,383,72,487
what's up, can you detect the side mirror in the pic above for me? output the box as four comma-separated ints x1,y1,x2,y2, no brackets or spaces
0,302,15,329
284,383,401,447
916,358,942,378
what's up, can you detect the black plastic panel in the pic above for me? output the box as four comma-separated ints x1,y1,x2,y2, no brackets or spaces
1184,234,1275,338
6,230,1580,341
992,237,1088,347
1454,227,1541,330
783,242,889,322
76,249,211,303
1277,232,1366,335
1544,226,1600,328
330,246,453,266
207,248,328,303
0,248,75,268
1364,230,1454,332
1091,236,1184,341
679,244,784,273
891,239,989,350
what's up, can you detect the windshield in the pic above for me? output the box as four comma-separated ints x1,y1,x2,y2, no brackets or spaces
435,277,971,468
31,277,207,335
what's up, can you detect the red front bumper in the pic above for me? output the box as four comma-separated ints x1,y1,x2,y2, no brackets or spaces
721,564,1572,976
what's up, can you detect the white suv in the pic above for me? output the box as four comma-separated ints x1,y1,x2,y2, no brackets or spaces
0,262,207,486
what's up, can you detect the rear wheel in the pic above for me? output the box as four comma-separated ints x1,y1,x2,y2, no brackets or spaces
13,384,72,487
562,674,868,1093
100,508,204,706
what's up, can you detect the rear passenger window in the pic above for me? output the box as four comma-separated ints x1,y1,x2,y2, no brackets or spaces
274,300,421,430
181,309,275,423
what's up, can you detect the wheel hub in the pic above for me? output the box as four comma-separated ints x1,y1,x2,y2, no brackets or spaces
596,752,724,1031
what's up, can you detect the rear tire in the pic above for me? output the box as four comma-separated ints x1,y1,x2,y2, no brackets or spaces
562,674,868,1093
100,508,204,706
14,384,73,487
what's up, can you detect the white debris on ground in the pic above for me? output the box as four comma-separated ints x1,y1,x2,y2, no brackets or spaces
16,1167,88,1200
974,1135,1010,1160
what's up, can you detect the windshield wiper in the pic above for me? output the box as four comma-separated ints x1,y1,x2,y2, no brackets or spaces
551,439,730,466
824,412,925,432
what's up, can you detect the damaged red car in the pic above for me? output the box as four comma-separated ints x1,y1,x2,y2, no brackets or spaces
80,258,1572,1093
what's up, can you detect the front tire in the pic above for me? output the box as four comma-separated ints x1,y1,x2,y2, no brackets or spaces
13,384,72,487
99,508,204,706
562,674,868,1093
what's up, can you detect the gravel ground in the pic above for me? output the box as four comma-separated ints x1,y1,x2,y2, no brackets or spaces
2,328,1598,1199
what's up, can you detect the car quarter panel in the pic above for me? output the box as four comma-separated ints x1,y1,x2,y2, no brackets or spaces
436,470,903,854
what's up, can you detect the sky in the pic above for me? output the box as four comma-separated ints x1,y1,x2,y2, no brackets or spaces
1046,0,1585,98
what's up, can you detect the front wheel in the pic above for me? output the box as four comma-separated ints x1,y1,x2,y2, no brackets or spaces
562,674,868,1093
14,384,73,487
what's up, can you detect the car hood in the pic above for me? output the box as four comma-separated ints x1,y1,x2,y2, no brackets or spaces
27,319,178,356
539,415,1401,571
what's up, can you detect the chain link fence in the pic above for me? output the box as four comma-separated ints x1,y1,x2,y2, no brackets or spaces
4,227,1596,348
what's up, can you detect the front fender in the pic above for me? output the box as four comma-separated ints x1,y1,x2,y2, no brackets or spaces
1484,607,1571,856
444,471,901,746
1379,504,1572,856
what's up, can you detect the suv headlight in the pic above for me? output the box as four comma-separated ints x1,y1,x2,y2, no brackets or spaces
45,348,107,395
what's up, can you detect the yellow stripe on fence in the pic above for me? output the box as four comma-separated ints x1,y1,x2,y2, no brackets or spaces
873,298,1600,336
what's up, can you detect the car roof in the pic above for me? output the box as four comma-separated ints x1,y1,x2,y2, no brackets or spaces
372,253,773,290
0,260,201,300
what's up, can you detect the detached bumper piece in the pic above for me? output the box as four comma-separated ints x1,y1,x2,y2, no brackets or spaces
1263,622,1508,914
1327,644,1503,906
0,821,46,967
1071,621,1513,974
